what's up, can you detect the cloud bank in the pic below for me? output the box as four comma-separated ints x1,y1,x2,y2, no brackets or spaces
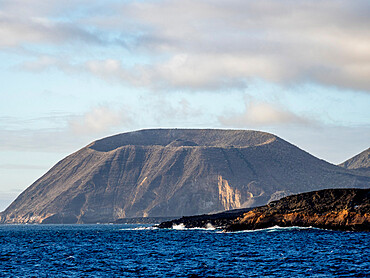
2,0,369,92
68,106,132,135
219,100,310,127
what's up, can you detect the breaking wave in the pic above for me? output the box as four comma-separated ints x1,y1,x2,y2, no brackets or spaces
224,225,327,233
171,223,217,231
118,225,159,231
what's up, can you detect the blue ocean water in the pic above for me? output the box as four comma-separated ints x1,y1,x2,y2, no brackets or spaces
0,224,368,277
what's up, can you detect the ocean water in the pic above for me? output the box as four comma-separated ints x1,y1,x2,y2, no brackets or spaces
0,225,368,277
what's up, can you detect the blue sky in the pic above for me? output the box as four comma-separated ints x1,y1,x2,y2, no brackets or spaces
1,0,369,211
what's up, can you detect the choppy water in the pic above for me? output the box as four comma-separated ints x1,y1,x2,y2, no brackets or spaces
0,224,368,277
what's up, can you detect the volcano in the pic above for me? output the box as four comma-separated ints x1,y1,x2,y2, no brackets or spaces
1,129,369,224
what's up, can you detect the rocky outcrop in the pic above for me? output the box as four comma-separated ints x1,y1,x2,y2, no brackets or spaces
1,129,370,224
158,208,252,229
159,189,370,231
227,188,370,232
339,148,370,173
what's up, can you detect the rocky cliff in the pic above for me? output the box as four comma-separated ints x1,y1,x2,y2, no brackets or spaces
159,188,370,232
226,188,370,231
1,129,369,224
158,208,252,229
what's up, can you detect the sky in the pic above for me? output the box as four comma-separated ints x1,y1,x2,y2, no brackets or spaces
0,0,369,211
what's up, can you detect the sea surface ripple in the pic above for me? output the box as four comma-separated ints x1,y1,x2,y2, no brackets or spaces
0,224,368,277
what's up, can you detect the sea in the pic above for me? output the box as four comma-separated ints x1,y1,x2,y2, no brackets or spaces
0,224,368,277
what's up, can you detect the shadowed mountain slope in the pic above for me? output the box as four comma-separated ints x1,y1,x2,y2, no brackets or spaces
339,148,370,173
1,129,369,224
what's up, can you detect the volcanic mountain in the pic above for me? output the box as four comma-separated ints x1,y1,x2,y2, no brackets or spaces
339,148,370,173
1,129,369,224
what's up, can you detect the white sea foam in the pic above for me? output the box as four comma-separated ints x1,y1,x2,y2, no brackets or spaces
119,226,159,231
120,224,325,233
224,225,321,233
172,223,186,230
171,223,218,231
205,223,216,230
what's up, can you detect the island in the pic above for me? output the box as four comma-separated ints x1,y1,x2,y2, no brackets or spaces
1,129,369,225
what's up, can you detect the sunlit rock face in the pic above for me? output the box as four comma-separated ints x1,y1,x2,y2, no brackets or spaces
159,188,370,232
226,188,370,232
1,129,369,224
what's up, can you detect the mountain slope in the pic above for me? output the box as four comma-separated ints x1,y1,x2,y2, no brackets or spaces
1,129,369,224
339,148,370,173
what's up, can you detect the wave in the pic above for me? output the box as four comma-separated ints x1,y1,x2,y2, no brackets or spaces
119,224,330,233
118,226,159,231
171,223,217,231
222,225,326,233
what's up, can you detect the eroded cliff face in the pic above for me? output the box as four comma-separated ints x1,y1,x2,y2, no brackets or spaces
218,176,241,210
1,129,369,224
230,210,370,231
226,188,370,231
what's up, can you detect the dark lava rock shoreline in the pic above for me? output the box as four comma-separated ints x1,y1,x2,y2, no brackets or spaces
158,208,253,229
158,188,370,232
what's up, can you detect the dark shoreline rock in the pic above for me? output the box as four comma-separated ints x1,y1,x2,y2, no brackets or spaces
158,208,253,229
159,189,370,232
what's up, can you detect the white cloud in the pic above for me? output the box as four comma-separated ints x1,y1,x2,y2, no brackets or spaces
0,13,102,48
111,0,370,91
68,106,132,135
6,0,369,92
219,100,310,127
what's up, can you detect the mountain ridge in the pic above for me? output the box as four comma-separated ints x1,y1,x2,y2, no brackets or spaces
88,128,279,151
339,147,370,173
1,129,369,224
